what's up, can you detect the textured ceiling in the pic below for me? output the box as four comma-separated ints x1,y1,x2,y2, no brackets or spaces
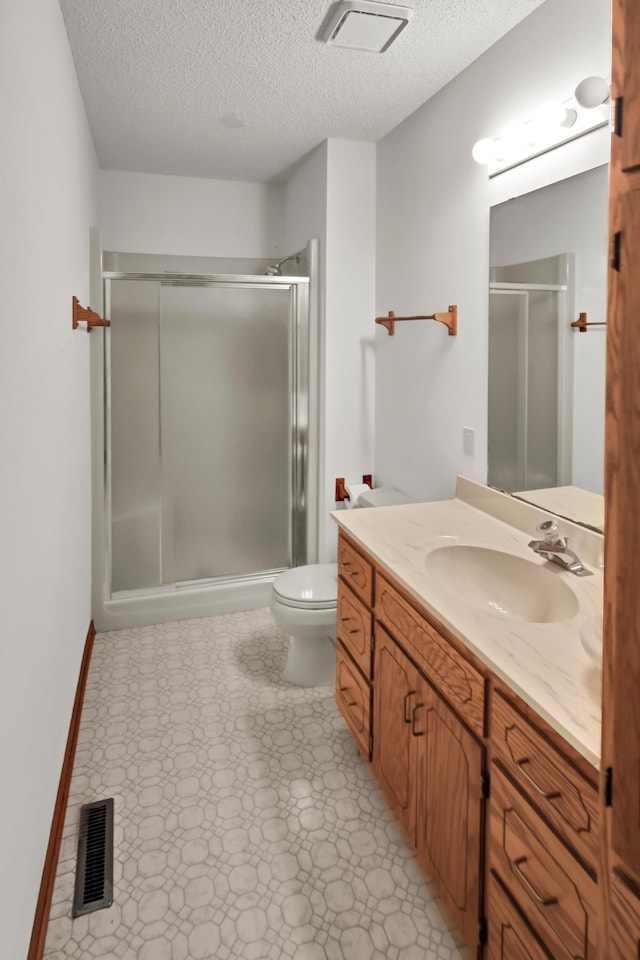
59,0,547,183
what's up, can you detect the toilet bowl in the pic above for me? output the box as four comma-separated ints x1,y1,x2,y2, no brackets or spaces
270,563,338,686
270,486,413,686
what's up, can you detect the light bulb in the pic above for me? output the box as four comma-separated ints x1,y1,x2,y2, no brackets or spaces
575,76,610,108
472,138,497,164
501,121,538,151
534,100,576,130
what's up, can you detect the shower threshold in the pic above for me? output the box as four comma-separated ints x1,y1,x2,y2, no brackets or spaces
98,569,284,632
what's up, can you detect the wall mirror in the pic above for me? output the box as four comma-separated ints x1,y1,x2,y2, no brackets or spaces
487,163,608,531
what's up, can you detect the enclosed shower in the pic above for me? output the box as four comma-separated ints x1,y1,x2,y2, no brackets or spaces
91,246,317,630
487,253,573,493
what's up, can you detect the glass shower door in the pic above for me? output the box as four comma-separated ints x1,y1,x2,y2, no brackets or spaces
159,283,292,584
488,286,562,492
108,276,304,595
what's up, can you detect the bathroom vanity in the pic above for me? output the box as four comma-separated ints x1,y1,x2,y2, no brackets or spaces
332,478,603,959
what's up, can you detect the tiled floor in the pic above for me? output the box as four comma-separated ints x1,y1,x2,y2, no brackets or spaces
43,609,466,960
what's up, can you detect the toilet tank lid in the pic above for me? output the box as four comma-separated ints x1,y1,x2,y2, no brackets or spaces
273,563,337,605
358,485,414,507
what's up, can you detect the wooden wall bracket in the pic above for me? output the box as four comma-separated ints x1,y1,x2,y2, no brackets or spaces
72,296,110,332
335,475,374,502
571,311,607,333
375,304,457,337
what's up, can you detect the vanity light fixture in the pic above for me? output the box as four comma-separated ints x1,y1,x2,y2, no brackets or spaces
472,75,610,177
317,0,413,52
534,100,577,131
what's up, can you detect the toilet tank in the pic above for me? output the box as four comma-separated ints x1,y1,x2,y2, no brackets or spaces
357,485,414,508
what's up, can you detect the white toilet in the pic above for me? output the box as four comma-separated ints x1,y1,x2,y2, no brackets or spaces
270,486,413,685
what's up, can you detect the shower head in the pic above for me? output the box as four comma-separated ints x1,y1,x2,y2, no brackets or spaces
264,254,301,276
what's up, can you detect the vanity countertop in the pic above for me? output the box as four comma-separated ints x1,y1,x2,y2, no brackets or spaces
332,480,603,768
513,485,605,533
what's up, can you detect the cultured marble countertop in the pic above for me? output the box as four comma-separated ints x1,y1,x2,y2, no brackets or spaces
332,483,603,769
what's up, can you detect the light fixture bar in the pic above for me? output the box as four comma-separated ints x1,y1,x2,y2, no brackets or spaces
472,77,611,177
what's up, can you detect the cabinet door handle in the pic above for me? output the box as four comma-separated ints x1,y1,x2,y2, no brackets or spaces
339,616,359,635
512,856,558,907
339,561,358,578
411,703,425,737
515,758,561,800
403,690,416,723
339,686,357,707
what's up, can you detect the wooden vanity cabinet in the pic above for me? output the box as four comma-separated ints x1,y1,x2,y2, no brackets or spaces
491,690,599,877
609,867,640,959
487,690,600,960
335,534,374,760
414,675,484,953
487,872,554,960
373,576,486,954
334,532,601,959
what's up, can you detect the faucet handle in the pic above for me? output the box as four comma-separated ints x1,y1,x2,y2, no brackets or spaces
536,518,561,544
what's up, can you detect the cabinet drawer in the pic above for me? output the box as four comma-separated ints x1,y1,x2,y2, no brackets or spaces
376,574,485,738
610,867,640,960
335,641,371,759
337,582,373,679
338,535,373,607
492,691,599,875
487,871,554,960
489,763,598,960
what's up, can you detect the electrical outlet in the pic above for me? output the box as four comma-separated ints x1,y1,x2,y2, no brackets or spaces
463,427,475,457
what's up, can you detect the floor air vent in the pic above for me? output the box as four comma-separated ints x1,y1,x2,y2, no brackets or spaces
72,798,114,917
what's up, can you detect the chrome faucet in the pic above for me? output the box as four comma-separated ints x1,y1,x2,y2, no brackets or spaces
528,519,593,577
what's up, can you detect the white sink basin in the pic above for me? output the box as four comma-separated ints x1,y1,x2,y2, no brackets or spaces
424,545,579,623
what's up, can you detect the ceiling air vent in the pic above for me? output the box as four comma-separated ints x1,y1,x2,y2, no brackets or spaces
318,1,413,53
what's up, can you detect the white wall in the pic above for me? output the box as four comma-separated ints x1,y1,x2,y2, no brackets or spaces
490,165,609,493
323,141,376,559
284,140,377,561
98,170,284,256
0,1,98,956
375,0,610,502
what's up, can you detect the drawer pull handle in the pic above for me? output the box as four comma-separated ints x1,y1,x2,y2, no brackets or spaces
512,856,558,907
339,686,357,707
516,758,561,800
411,703,425,737
403,690,416,723
340,562,359,578
339,617,359,635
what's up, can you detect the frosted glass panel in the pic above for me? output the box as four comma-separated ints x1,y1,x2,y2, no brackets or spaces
488,292,526,491
110,281,161,591
488,286,561,492
159,284,291,584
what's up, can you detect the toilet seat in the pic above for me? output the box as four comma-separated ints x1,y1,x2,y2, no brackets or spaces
272,563,337,610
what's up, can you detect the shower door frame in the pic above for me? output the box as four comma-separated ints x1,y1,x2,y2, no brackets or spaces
488,279,573,491
92,267,315,629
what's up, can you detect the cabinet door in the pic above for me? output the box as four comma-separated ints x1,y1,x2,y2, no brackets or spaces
373,625,419,840
415,680,484,953
607,186,640,880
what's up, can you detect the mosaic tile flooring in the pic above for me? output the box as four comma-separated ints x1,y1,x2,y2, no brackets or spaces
43,609,467,960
